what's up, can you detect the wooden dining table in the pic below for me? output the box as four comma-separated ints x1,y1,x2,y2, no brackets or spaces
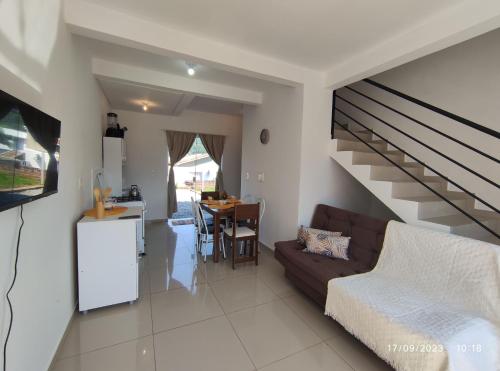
200,200,241,262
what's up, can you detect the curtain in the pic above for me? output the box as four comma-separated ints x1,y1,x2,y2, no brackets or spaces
19,106,60,193
199,134,225,192
166,130,196,218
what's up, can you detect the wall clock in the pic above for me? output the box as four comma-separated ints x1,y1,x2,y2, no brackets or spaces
260,129,270,144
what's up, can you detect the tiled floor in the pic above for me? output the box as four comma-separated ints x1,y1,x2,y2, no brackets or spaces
52,222,392,371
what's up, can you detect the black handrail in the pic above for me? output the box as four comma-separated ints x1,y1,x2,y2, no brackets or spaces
335,95,499,189
364,78,500,139
333,120,499,240
334,108,499,215
345,86,499,164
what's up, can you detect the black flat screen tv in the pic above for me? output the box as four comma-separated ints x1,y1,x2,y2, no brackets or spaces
0,90,61,212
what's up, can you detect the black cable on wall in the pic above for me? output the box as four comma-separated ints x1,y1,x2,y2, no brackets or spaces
3,204,24,371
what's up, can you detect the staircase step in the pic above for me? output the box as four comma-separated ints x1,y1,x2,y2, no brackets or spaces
335,138,387,153
334,128,372,142
420,214,491,227
392,180,445,198
396,194,470,202
470,209,500,220
395,195,472,219
352,151,404,166
370,165,423,181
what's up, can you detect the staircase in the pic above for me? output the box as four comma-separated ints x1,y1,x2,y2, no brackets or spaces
329,80,500,245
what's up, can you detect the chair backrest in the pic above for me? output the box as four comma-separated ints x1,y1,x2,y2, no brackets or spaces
195,201,210,234
201,191,220,200
193,201,203,229
255,197,265,223
234,203,260,230
190,197,198,226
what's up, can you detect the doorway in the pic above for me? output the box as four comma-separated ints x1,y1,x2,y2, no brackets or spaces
171,135,218,219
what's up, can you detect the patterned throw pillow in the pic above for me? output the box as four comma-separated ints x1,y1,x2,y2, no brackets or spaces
297,226,341,245
304,233,350,260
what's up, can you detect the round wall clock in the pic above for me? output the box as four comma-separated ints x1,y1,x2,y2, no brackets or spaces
260,129,270,144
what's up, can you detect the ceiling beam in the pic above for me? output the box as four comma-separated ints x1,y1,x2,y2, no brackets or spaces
92,59,263,105
171,94,196,116
66,0,311,86
325,0,500,89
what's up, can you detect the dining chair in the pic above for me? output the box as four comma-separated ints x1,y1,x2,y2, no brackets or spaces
224,203,260,269
255,197,266,223
190,197,201,252
195,201,226,262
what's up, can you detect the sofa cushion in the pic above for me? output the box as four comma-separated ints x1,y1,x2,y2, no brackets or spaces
275,240,369,298
304,233,350,260
297,226,341,245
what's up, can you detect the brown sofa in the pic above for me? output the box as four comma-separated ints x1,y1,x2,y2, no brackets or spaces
274,204,389,306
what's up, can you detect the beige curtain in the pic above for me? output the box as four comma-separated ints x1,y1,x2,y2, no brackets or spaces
199,134,226,192
166,130,196,218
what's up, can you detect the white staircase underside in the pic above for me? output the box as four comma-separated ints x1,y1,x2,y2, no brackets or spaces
330,128,500,244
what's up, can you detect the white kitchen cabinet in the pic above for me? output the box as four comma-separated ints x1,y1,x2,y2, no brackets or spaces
77,207,142,312
103,137,125,196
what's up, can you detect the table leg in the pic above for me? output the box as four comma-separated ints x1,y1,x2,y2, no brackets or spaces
213,213,220,262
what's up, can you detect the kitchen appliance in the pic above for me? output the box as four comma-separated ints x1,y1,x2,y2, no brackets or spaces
130,185,140,198
105,112,128,138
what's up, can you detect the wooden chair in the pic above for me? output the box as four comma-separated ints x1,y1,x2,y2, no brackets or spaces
201,191,221,200
194,201,226,262
224,203,260,269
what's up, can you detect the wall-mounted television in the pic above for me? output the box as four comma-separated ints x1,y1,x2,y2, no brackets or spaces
0,90,61,212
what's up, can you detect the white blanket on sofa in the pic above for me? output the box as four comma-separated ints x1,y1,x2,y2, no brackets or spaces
325,221,500,371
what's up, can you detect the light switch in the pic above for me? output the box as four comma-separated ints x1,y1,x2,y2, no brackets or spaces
245,172,250,180
258,173,264,183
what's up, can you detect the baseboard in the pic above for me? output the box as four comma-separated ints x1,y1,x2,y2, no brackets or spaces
48,301,78,369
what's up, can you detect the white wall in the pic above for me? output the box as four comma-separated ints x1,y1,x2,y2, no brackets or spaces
241,79,399,248
337,28,500,211
0,2,105,370
241,84,303,248
115,109,242,220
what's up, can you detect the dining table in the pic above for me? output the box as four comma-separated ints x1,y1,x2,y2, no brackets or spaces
200,199,242,263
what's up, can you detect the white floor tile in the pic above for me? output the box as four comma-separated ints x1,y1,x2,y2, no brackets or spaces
326,325,393,371
149,262,206,293
228,300,321,368
56,296,152,359
258,343,353,371
52,336,155,371
151,283,223,333
155,316,255,371
283,293,340,340
257,264,297,297
210,274,278,313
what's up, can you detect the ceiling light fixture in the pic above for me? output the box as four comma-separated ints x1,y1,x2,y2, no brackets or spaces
142,103,148,111
186,63,196,76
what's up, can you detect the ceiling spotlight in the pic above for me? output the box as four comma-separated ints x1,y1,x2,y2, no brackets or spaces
142,103,148,111
186,63,196,76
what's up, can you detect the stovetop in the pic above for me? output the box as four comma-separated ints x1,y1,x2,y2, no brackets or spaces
114,195,143,202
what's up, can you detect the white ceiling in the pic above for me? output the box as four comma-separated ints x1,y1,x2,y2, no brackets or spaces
189,97,243,116
85,0,462,70
97,77,243,116
79,37,274,91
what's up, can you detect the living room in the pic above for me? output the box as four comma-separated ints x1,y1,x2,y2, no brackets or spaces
0,1,499,371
